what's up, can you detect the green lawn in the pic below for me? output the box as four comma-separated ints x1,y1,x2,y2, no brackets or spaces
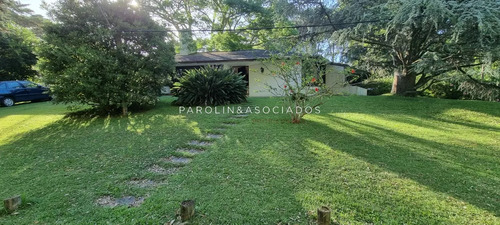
0,96,499,224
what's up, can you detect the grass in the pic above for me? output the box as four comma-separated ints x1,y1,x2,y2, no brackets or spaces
0,96,499,224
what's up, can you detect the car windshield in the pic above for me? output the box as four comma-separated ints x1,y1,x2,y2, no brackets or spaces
20,81,38,88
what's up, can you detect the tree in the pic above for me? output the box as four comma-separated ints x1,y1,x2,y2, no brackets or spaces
145,0,296,52
281,0,500,96
0,0,43,81
264,52,332,123
39,0,175,115
1,0,47,36
0,23,38,81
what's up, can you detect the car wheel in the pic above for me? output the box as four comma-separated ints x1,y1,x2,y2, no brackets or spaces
2,97,15,107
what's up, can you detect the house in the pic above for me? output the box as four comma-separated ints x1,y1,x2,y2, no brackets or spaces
172,49,367,97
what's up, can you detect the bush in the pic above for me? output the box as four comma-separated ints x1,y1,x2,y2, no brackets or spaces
39,1,174,115
423,81,464,99
357,77,393,95
173,67,247,106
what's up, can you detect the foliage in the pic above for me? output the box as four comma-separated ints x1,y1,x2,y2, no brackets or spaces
264,53,332,123
0,23,38,81
456,61,500,101
39,0,175,115
173,67,247,106
0,0,47,36
145,0,298,52
422,81,463,99
206,32,253,51
357,76,393,96
0,0,46,81
280,0,500,96
459,81,500,102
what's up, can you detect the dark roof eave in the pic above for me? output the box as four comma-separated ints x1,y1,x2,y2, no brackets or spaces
175,58,261,64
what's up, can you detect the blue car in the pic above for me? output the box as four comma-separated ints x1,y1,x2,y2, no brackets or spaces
0,81,52,107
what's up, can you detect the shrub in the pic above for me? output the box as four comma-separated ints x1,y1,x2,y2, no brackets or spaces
357,77,393,95
264,55,331,124
39,1,174,115
423,81,464,99
173,67,247,106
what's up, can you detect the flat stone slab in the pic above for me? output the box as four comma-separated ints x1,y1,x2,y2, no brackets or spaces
176,148,204,155
189,140,213,146
222,122,237,126
162,156,192,164
148,164,179,175
127,179,159,188
206,134,223,139
96,196,146,208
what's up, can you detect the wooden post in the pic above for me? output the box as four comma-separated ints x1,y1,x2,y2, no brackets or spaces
180,200,195,222
317,206,331,225
4,195,22,212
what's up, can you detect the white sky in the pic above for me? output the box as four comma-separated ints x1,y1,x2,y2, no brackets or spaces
19,0,57,18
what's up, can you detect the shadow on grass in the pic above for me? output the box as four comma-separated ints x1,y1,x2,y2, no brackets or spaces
305,113,499,217
0,99,204,223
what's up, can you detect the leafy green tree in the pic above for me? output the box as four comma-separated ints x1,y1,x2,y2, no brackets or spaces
1,0,47,36
0,23,38,81
0,0,42,81
282,0,500,96
39,0,175,115
145,0,297,52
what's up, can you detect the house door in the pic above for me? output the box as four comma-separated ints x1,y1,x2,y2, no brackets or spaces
233,66,249,95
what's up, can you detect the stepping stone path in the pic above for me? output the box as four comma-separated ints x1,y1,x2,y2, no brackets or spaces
127,179,159,188
176,148,204,155
96,195,146,208
189,140,213,146
96,108,249,209
222,122,237,126
206,134,223,139
148,164,179,175
232,114,249,118
162,156,192,164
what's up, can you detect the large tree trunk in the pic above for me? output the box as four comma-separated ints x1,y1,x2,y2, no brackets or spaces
391,69,417,96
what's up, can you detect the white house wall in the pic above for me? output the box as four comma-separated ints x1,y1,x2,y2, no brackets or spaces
175,61,366,97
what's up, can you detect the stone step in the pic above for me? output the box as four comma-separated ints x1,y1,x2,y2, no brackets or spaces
188,140,213,146
96,195,146,208
206,134,223,139
162,156,192,164
148,164,179,175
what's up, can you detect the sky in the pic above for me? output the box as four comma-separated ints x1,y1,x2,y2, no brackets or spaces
19,0,57,18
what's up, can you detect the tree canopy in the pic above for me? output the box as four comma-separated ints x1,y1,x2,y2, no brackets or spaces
0,0,45,81
145,0,299,52
277,0,500,96
39,0,175,114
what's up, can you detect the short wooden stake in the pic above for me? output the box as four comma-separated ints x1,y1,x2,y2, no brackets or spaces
317,206,331,225
180,200,195,222
4,195,22,212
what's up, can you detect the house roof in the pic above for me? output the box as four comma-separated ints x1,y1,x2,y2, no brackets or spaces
174,49,348,67
175,50,271,64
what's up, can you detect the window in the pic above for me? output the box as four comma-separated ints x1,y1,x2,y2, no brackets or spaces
20,81,38,88
6,82,22,89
